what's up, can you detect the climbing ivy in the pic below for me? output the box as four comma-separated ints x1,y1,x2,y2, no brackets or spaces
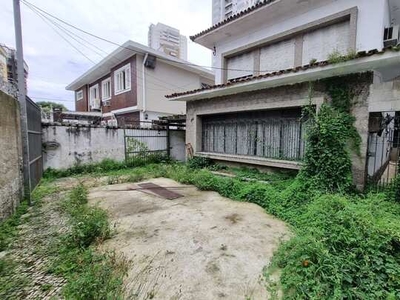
300,78,363,192
326,77,362,155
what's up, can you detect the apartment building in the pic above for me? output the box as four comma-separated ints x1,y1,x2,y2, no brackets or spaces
0,44,29,95
212,0,258,24
148,23,188,60
66,40,213,125
167,0,400,189
0,46,7,82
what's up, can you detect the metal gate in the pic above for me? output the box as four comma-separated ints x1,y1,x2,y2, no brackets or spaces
367,113,399,187
124,121,170,165
26,96,43,191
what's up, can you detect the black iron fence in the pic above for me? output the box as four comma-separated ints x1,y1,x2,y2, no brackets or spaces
26,97,43,191
201,110,306,161
122,120,176,165
367,114,399,188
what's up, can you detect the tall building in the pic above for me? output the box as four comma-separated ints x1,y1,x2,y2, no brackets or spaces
148,23,188,60
0,44,29,94
0,46,7,83
212,0,258,24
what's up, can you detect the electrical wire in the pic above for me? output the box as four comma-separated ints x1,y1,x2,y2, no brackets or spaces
24,2,189,93
21,0,278,74
27,4,96,65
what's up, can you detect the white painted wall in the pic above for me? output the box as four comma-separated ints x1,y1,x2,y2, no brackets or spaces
42,125,186,170
302,21,350,65
214,0,387,83
136,54,214,116
227,51,254,80
260,38,295,72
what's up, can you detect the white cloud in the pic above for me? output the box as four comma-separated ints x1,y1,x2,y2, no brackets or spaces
0,0,212,111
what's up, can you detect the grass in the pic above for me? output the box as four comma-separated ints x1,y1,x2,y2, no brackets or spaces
46,160,400,299
47,184,128,299
0,200,29,251
0,173,128,299
4,158,400,299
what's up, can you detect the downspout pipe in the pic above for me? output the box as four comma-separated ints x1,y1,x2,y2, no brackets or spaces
142,53,148,113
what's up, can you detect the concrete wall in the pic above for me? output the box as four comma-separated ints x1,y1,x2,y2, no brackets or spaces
369,79,400,113
302,20,350,65
186,73,373,189
214,0,387,83
42,125,185,170
0,91,23,221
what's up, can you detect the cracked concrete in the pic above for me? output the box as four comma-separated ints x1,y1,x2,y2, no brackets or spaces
88,178,289,300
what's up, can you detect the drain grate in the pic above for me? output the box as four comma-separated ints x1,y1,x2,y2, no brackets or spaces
137,183,183,200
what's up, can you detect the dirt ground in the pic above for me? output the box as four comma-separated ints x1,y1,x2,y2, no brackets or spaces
88,178,289,300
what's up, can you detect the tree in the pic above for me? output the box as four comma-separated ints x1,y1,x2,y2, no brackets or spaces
36,101,67,113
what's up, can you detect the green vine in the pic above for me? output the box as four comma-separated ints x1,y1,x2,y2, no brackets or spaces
300,78,363,192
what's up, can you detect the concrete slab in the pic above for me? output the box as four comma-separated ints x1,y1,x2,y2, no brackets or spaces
88,178,289,300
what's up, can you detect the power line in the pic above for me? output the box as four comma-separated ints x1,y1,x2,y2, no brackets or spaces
21,0,278,74
26,2,96,64
24,3,186,93
25,1,108,59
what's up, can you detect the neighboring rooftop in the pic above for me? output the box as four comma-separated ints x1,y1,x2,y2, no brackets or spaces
191,0,278,42
166,47,400,101
66,40,213,91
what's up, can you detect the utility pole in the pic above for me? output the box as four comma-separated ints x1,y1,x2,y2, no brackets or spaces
13,0,31,204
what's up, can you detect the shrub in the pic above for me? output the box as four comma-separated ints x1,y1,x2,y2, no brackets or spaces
62,249,126,300
300,104,353,192
187,156,214,169
385,175,400,203
69,207,110,248
269,194,400,299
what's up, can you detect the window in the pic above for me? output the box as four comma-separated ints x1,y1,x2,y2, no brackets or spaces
89,84,99,107
114,63,131,95
76,90,83,101
101,78,111,101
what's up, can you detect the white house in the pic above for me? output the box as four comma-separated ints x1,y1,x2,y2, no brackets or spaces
66,40,214,125
167,0,400,189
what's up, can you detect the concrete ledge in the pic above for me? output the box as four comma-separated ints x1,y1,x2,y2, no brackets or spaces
196,152,302,170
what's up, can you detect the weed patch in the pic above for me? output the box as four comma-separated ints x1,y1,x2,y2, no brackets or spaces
0,201,29,251
48,184,126,299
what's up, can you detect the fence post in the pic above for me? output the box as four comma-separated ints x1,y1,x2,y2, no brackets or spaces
166,121,171,159
123,127,127,164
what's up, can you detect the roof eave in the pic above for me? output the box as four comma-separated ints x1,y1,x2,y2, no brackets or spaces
168,51,400,102
66,40,214,91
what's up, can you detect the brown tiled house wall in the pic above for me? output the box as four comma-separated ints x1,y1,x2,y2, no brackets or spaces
75,85,88,112
74,55,137,113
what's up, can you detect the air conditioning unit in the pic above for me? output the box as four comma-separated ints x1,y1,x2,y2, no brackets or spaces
91,98,101,110
107,119,118,127
384,25,400,47
144,55,157,69
102,100,111,107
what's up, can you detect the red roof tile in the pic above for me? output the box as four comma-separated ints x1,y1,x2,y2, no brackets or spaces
165,47,399,99
190,0,278,41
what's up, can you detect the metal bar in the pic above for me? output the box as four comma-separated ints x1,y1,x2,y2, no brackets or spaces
124,135,168,138
166,122,170,158
126,149,167,154
124,128,127,162
29,155,42,165
27,130,42,135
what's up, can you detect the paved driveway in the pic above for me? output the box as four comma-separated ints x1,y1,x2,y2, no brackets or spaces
88,178,288,300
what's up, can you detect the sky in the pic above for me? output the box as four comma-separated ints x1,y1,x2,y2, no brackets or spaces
0,0,213,110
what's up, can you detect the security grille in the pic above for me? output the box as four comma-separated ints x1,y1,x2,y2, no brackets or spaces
201,109,306,161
